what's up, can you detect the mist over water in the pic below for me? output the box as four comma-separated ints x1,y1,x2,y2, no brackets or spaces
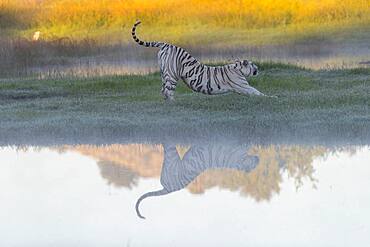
1,38,369,79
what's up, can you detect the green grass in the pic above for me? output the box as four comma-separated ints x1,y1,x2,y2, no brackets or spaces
0,62,369,145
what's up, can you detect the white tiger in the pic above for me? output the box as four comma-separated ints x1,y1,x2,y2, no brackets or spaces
132,20,268,100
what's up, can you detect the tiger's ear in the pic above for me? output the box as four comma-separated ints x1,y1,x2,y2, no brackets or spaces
242,60,249,66
234,60,242,69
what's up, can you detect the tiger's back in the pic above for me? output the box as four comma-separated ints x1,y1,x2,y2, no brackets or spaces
158,44,232,95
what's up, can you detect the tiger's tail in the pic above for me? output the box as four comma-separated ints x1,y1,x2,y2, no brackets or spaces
132,20,164,48
135,188,169,219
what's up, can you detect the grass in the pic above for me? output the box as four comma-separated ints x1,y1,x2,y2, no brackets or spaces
0,62,369,146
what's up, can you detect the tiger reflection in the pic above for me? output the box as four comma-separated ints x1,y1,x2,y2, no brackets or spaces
135,144,259,219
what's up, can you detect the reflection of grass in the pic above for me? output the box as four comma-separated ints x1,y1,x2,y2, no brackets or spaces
0,62,369,144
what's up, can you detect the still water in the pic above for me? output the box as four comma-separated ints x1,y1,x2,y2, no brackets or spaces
1,144,370,246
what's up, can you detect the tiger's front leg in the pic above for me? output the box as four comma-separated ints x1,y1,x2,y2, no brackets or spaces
161,74,177,101
233,85,265,96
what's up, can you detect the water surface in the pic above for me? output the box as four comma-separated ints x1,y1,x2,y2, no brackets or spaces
1,144,369,246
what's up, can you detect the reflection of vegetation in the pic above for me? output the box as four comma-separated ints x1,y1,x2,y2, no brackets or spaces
69,144,163,177
187,145,327,201
97,160,138,188
276,146,326,187
66,144,329,201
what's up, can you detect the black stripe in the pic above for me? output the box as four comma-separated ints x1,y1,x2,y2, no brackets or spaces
188,60,197,66
188,64,197,74
206,67,212,94
179,51,189,63
175,48,184,65
196,65,205,84
189,78,197,88
195,64,201,74
223,67,234,85
213,68,221,89
220,67,233,88
195,71,204,87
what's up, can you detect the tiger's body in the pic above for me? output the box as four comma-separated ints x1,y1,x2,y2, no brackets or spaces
132,20,265,100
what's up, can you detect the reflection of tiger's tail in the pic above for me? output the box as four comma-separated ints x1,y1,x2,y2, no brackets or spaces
131,20,165,48
135,189,169,219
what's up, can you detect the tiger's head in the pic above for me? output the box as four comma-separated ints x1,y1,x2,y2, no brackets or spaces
234,59,259,77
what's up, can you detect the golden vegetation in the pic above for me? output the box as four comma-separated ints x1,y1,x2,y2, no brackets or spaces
1,0,369,42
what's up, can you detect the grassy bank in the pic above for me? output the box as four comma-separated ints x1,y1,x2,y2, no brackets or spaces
0,63,369,145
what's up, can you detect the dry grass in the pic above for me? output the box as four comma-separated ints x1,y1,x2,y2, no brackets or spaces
1,0,369,40
1,0,369,79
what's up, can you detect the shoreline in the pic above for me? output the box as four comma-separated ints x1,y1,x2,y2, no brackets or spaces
1,63,369,146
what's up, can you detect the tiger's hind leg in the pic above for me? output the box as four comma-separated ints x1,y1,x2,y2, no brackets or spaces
160,72,178,101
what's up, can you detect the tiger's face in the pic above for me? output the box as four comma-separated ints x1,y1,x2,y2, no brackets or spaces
235,60,259,77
